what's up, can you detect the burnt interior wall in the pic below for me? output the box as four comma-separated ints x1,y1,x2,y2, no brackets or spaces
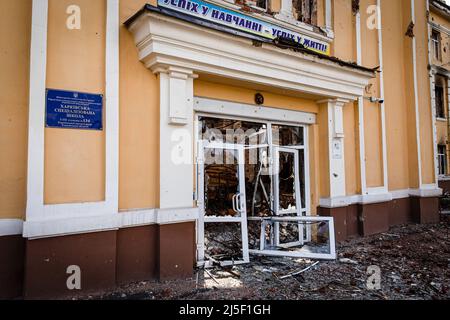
438,179,450,194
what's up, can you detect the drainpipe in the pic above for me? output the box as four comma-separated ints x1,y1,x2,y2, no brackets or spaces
355,5,367,195
411,0,424,188
377,0,388,192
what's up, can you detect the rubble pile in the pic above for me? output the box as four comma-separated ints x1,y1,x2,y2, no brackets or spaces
82,222,450,300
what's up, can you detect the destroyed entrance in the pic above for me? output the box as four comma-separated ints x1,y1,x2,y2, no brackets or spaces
196,115,336,267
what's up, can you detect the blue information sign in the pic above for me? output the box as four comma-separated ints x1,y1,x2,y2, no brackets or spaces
46,89,103,130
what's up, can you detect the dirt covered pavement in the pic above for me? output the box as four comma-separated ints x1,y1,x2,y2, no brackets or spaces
79,222,450,300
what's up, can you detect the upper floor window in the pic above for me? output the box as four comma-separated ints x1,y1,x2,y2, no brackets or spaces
432,29,442,61
255,0,268,10
438,144,447,176
436,83,445,119
293,0,317,25
435,76,446,119
243,0,268,10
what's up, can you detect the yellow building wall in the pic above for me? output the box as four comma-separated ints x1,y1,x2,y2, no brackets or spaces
360,0,384,188
271,0,281,13
416,0,435,185
194,80,318,113
45,0,106,204
1,0,442,219
332,0,355,61
0,0,32,219
119,0,159,210
331,0,361,195
383,0,418,190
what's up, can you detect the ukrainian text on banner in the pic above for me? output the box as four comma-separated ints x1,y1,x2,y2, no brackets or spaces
158,0,330,56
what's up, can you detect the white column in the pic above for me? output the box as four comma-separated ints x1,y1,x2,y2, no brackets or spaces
26,0,48,220
319,99,348,207
155,66,198,209
105,0,120,214
275,0,295,22
325,0,333,33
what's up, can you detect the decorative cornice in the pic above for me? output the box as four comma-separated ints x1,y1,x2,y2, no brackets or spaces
127,11,374,101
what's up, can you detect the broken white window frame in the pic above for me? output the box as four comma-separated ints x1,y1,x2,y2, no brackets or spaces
197,140,250,267
195,112,330,263
270,124,312,244
273,146,304,248
249,216,337,260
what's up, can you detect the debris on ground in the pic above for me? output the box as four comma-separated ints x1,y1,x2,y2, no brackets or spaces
74,222,450,300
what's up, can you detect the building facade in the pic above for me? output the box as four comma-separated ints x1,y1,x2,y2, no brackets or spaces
0,0,444,299
429,1,450,191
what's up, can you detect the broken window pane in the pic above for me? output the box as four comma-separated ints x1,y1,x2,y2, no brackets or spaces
276,150,299,213
205,223,245,262
204,148,241,217
293,0,318,25
250,217,336,260
200,117,268,146
245,147,273,218
272,124,304,146
299,149,306,211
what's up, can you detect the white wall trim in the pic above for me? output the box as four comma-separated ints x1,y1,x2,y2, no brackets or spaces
409,184,443,197
377,0,389,192
355,9,367,195
156,207,199,225
26,0,48,220
390,189,411,200
105,0,120,213
430,71,440,186
194,97,316,124
318,99,347,200
427,0,440,188
24,214,121,239
320,187,443,208
25,0,120,232
0,220,24,237
22,207,200,239
325,0,333,36
119,209,157,228
411,0,424,188
157,67,197,209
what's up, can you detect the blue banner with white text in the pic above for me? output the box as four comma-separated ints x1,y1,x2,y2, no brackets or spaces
158,0,330,55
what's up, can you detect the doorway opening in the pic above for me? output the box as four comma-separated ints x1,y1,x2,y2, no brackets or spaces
196,115,335,267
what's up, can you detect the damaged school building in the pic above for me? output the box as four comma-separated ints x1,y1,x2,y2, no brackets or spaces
0,0,448,299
